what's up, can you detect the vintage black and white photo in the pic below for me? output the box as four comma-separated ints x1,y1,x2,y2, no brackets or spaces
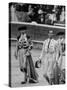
9,2,65,87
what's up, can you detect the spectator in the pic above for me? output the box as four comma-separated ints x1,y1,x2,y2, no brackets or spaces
15,4,31,22
10,3,18,21
60,7,65,23
9,3,65,26
56,6,63,22
37,13,45,24
49,11,57,24
45,14,52,25
27,5,35,22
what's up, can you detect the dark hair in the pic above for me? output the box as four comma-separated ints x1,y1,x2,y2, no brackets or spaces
56,32,65,36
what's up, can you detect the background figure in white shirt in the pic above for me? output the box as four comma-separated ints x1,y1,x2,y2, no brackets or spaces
39,30,57,83
51,32,65,84
56,32,65,71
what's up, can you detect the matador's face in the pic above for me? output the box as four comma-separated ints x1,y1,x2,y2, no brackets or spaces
20,30,26,35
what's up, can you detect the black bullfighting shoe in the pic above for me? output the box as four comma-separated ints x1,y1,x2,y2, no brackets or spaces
21,81,27,84
43,74,50,84
29,78,38,83
21,78,27,84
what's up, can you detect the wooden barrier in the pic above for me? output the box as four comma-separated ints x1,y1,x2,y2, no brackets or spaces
9,21,65,49
9,21,65,41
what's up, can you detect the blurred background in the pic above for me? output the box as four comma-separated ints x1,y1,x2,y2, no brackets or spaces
9,2,65,27
9,3,65,87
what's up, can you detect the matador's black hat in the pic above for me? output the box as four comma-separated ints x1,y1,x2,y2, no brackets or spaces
18,26,27,31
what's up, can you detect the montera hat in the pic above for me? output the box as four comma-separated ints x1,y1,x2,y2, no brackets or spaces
18,26,27,31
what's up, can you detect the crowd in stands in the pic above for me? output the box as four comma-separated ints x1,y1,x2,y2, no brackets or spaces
9,3,65,26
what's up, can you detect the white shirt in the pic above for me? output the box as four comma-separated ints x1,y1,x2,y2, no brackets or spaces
56,38,65,54
57,38,65,45
39,38,57,59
